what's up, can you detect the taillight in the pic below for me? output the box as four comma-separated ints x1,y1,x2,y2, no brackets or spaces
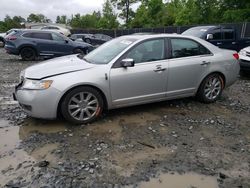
233,53,239,60
6,36,17,40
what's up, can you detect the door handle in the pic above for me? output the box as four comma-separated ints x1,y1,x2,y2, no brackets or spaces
217,42,222,45
200,61,211,66
232,42,237,45
154,67,166,72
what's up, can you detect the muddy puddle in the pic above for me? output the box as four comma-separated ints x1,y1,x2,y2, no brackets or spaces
0,120,59,186
136,173,219,188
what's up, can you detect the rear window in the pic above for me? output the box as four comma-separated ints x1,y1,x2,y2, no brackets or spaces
170,38,211,58
32,33,52,40
22,32,33,38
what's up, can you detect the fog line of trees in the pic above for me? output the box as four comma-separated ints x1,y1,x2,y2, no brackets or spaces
0,0,250,32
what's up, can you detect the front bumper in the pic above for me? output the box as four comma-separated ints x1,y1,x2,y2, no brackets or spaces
239,59,250,72
14,85,61,119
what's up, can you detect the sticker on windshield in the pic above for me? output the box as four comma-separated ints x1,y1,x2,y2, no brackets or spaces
120,40,133,45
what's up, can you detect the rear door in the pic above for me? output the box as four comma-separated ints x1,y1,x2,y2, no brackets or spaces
110,38,169,107
167,38,212,98
30,32,55,55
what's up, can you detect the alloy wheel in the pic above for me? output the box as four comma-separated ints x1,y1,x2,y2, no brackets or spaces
68,92,99,121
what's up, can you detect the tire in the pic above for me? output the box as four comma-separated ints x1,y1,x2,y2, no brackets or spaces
196,73,224,103
61,86,104,124
73,48,85,55
0,38,5,47
20,47,36,61
85,38,91,44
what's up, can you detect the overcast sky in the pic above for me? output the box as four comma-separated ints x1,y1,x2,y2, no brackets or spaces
0,0,107,22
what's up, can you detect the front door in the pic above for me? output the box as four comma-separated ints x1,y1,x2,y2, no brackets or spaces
110,38,168,107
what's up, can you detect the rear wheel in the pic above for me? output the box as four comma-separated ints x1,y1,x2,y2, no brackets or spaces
61,86,104,124
20,47,36,61
197,73,224,103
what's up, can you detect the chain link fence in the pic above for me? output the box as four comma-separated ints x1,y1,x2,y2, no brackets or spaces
71,22,250,38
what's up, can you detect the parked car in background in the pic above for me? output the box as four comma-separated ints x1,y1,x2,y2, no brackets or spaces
0,32,5,47
14,34,240,124
83,34,112,45
41,25,71,36
182,25,250,52
239,46,250,72
70,34,92,41
4,29,93,60
0,28,20,47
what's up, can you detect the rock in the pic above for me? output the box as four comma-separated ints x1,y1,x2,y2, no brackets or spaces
89,169,94,174
200,137,205,141
96,147,102,151
36,160,49,167
219,172,228,179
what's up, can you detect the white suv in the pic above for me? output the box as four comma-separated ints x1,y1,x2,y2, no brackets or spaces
41,25,71,37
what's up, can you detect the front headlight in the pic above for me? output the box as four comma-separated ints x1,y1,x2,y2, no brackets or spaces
239,50,247,56
22,79,53,90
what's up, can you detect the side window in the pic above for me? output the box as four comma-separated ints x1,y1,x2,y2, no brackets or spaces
32,33,52,40
126,39,165,64
52,33,64,41
170,38,210,58
211,29,222,40
223,30,234,40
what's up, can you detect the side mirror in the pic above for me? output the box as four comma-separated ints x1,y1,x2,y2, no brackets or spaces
206,34,213,40
121,58,135,68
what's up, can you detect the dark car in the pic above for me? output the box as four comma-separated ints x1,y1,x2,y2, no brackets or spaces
182,25,250,52
4,30,93,60
83,34,112,45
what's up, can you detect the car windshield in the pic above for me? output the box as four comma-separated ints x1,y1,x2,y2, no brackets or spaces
84,37,137,64
182,28,209,38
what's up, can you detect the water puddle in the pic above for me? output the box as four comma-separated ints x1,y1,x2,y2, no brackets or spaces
19,119,67,138
137,172,219,188
0,120,59,186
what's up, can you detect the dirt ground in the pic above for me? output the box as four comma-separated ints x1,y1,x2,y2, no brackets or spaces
0,48,249,188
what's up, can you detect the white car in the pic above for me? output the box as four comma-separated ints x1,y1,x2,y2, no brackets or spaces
239,47,250,72
41,25,71,36
0,32,6,47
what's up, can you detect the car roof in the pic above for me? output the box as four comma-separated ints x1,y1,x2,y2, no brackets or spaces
19,29,61,34
118,33,200,40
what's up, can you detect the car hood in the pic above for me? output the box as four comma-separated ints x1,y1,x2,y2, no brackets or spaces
24,55,95,79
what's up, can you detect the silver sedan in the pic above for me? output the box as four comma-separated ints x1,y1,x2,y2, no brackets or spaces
14,34,240,124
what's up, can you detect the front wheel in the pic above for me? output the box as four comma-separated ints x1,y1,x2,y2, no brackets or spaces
61,86,104,124
73,48,85,55
197,73,224,103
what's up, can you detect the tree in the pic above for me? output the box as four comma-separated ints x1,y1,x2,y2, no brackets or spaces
98,0,119,29
56,15,67,24
27,13,49,23
111,0,139,26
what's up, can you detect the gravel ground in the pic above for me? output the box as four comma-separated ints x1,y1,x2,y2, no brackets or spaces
0,48,250,188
